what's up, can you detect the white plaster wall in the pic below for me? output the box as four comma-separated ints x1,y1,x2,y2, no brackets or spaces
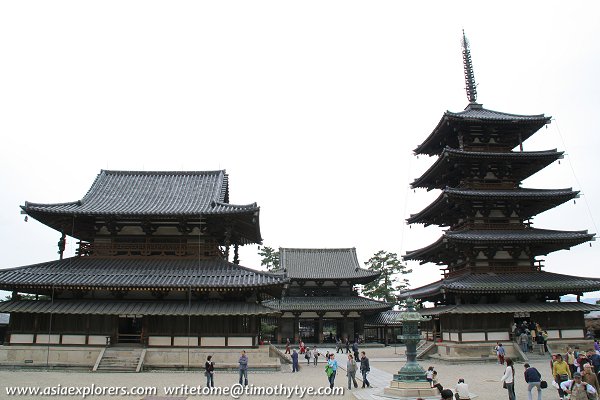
561,329,584,339
300,312,319,318
61,335,86,345
323,312,342,318
36,334,60,344
348,312,360,318
443,332,450,341
461,332,486,342
487,332,510,341
201,337,226,347
173,337,198,347
228,337,253,347
449,332,458,342
149,336,172,346
88,335,109,345
9,334,34,344
547,330,561,339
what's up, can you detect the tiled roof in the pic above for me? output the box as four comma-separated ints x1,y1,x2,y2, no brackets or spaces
446,228,593,242
407,188,578,226
418,302,600,316
23,170,258,216
405,228,593,263
263,296,392,312
364,310,403,326
415,103,551,156
398,272,600,300
0,257,287,290
411,148,563,190
280,248,379,281
446,104,550,121
0,300,278,316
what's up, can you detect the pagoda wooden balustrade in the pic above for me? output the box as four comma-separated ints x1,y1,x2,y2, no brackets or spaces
460,182,517,190
77,242,224,258
443,262,543,278
453,221,528,231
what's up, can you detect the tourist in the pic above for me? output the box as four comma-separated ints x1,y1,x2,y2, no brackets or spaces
594,340,600,355
523,363,542,400
305,347,312,365
426,366,435,387
552,353,571,399
291,349,299,373
542,331,549,353
345,338,350,353
299,340,305,354
325,351,331,361
285,338,291,354
313,346,320,366
500,357,516,400
205,355,215,388
560,371,597,398
582,363,600,393
360,351,371,388
238,350,248,386
327,353,337,389
455,378,470,400
336,337,342,353
588,349,600,373
497,343,506,365
352,340,359,362
566,347,577,375
346,353,358,390
440,389,454,400
519,330,529,353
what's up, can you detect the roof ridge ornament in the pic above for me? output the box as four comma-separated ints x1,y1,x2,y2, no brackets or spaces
461,30,478,104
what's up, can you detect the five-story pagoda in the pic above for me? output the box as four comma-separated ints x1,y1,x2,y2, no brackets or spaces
400,33,600,352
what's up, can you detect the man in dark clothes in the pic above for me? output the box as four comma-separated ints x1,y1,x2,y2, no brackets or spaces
359,351,370,388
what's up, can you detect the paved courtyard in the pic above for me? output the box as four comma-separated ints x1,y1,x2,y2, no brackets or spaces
0,346,556,400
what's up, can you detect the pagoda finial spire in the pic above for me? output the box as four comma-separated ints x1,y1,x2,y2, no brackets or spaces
461,30,478,104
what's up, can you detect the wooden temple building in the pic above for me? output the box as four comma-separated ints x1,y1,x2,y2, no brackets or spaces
400,33,600,350
0,170,286,348
263,248,393,344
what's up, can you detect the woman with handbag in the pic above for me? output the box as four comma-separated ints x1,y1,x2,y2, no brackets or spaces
500,358,516,400
553,353,572,399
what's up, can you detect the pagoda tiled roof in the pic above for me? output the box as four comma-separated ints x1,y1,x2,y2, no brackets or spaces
364,310,403,326
407,187,578,226
412,148,563,190
280,248,379,282
263,296,392,312
398,272,600,300
23,170,257,216
0,256,287,291
418,302,600,316
415,103,551,156
0,299,279,316
404,228,594,264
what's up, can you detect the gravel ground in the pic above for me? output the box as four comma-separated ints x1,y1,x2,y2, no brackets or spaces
0,346,557,400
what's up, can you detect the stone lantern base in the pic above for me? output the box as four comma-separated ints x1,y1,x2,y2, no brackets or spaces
383,380,440,399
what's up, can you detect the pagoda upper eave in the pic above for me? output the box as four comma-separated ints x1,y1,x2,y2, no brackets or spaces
404,228,594,264
398,271,600,300
414,104,551,156
411,148,563,190
407,187,579,226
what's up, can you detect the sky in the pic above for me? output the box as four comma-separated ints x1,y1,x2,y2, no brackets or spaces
1,1,599,298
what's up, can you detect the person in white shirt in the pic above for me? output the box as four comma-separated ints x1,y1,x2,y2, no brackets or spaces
500,358,516,400
560,372,597,399
455,378,470,400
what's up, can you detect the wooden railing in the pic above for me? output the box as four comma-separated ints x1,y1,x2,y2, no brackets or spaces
77,241,224,258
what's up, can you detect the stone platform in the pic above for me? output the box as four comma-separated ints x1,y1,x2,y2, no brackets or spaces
383,380,440,399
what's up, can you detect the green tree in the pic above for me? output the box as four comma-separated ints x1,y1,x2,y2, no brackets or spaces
362,250,412,304
258,246,280,271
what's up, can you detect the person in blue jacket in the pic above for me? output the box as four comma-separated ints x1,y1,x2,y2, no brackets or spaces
291,349,299,372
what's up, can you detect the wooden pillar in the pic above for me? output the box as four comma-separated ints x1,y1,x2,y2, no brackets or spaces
293,313,300,343
317,313,324,344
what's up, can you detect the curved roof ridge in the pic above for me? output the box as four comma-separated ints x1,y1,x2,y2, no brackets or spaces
100,169,226,176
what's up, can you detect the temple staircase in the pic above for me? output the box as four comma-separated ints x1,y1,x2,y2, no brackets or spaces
93,347,146,372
